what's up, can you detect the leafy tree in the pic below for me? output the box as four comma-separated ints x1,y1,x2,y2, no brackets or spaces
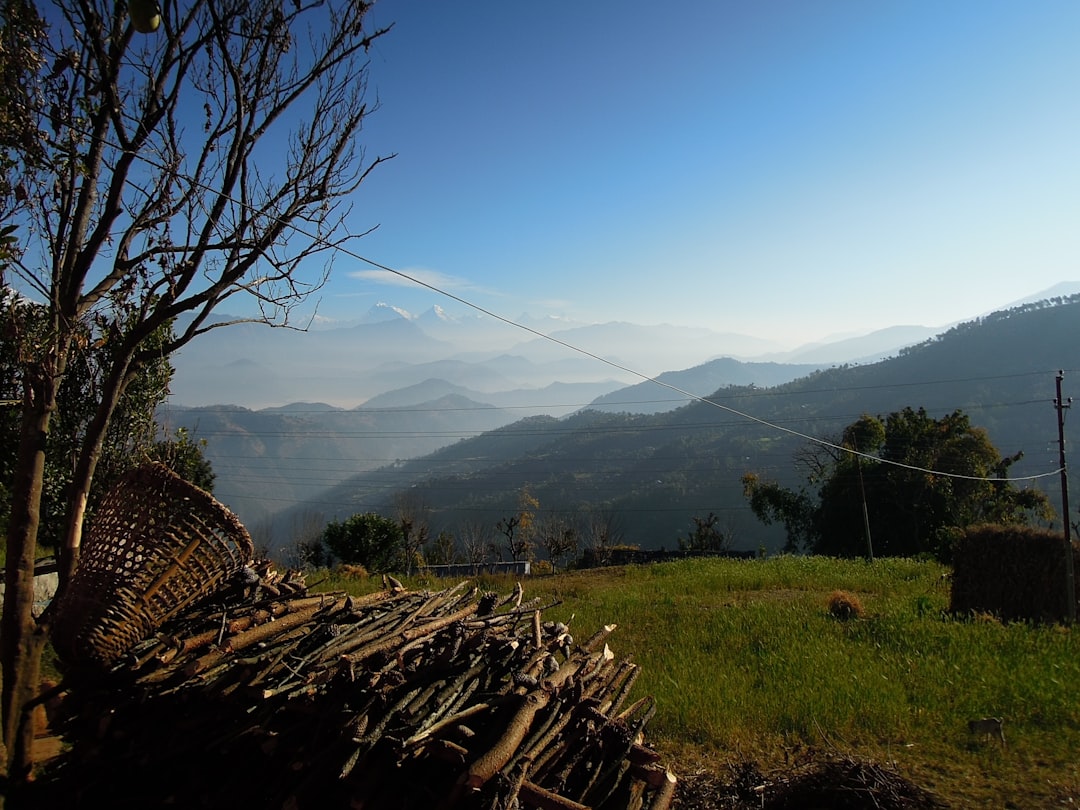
147,427,215,493
0,0,45,258
741,473,815,553
0,0,391,777
1,293,207,549
743,408,1053,560
322,513,403,574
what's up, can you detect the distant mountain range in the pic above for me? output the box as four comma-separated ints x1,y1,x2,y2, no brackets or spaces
169,283,1080,412
167,290,1080,555
166,302,957,410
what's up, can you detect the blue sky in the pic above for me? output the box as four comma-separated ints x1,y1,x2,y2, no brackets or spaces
311,1,1080,347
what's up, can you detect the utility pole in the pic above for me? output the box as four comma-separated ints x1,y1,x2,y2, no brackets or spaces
1054,371,1075,623
849,436,874,563
856,454,874,563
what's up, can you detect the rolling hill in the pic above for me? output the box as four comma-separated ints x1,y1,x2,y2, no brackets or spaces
263,295,1080,557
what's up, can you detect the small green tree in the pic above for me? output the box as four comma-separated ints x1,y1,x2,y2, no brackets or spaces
147,428,215,493
322,513,403,574
741,473,816,553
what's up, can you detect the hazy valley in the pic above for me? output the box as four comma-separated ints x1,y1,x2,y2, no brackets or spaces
164,286,1080,556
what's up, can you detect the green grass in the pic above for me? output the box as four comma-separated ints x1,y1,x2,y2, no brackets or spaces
370,556,1078,809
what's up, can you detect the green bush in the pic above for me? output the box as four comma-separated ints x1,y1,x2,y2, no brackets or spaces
322,512,403,573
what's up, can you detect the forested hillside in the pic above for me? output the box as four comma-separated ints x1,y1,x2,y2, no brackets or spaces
268,296,1080,555
162,394,522,529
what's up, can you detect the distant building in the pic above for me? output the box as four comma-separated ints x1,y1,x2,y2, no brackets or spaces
422,561,531,578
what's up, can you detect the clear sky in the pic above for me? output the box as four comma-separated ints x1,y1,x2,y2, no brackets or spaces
310,0,1080,347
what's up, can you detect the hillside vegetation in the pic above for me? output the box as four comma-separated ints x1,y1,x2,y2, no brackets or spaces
321,556,1080,809
276,296,1080,555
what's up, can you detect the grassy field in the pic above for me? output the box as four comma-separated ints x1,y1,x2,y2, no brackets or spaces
28,552,1078,807
339,556,1080,809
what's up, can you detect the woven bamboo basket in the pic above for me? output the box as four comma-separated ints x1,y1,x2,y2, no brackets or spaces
52,462,254,671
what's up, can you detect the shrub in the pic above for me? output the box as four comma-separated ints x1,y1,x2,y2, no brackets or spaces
827,590,865,621
322,512,403,573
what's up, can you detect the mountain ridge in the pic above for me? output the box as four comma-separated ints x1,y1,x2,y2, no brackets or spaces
256,294,1080,556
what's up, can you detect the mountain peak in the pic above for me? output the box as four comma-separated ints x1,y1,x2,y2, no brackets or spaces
418,304,456,325
360,302,414,323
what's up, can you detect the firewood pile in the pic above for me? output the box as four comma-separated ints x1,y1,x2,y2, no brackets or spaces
38,564,677,809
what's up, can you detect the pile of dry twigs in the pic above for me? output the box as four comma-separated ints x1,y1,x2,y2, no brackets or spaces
34,565,676,809
671,753,949,810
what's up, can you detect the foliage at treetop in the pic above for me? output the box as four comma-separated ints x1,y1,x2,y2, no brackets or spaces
743,407,1053,560
0,290,212,548
321,512,404,574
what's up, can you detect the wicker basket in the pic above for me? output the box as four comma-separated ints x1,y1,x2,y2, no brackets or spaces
52,462,254,671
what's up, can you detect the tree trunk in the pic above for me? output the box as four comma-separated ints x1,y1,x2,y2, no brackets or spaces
1,365,57,780
55,356,134,591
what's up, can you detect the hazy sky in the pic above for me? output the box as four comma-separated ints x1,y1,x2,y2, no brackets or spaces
311,1,1080,347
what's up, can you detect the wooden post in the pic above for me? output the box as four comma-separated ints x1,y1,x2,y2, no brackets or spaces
1055,371,1075,624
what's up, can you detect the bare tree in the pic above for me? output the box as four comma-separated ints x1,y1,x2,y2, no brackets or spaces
495,486,538,564
583,506,624,568
679,511,733,553
425,530,457,567
394,491,430,576
459,520,491,573
495,515,523,564
1,0,392,777
270,508,327,569
537,512,579,574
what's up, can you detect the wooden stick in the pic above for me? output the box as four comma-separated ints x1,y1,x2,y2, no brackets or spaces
647,770,678,810
186,599,344,676
342,602,480,665
581,624,618,653
518,780,591,810
465,692,552,788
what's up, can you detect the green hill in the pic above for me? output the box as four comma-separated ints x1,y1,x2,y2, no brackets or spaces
270,296,1080,555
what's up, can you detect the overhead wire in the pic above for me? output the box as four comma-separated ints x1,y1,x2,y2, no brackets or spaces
10,63,1068,489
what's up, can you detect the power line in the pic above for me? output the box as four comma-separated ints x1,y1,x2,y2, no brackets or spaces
11,90,1068,487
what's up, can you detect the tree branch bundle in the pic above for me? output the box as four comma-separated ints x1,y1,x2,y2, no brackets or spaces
38,565,677,809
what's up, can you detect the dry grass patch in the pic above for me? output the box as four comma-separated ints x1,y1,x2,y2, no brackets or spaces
827,589,866,620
